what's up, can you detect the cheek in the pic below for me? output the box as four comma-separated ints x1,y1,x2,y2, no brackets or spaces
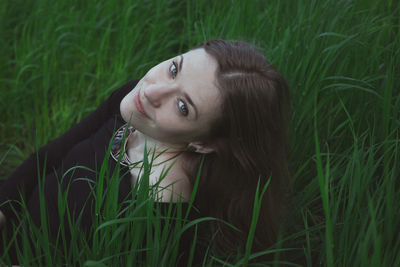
155,114,183,133
154,113,198,140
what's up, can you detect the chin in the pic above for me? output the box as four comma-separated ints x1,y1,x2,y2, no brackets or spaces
120,99,135,123
119,109,129,123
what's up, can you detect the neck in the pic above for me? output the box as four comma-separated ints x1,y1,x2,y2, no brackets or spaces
127,130,185,159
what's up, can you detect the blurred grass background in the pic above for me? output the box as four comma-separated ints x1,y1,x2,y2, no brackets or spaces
0,0,399,265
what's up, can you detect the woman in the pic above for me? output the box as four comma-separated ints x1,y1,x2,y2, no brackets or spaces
0,39,290,264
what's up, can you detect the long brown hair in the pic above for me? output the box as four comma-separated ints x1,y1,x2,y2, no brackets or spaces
183,39,290,259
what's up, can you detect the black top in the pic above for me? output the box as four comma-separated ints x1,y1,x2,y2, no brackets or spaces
0,80,137,221
1,80,201,264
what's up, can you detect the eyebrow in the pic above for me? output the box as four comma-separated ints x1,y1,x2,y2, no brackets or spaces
183,91,198,120
178,55,183,72
178,55,198,119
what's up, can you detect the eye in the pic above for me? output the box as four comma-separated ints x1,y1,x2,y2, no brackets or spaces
178,99,189,116
169,61,178,79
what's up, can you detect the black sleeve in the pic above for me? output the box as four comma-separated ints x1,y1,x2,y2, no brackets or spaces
0,80,138,218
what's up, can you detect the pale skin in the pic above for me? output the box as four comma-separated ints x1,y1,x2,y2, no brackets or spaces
120,48,221,202
0,48,221,227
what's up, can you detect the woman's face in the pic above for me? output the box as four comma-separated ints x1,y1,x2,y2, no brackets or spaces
120,48,221,149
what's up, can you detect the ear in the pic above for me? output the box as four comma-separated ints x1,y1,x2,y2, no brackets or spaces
188,141,215,154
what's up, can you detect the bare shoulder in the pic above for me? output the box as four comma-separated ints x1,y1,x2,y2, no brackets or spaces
154,160,192,203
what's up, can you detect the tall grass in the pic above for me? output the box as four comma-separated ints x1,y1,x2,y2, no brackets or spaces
1,0,399,265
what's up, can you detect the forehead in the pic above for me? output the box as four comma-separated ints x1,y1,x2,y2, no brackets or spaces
180,48,221,117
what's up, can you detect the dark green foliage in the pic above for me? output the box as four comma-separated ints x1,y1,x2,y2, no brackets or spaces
0,0,399,266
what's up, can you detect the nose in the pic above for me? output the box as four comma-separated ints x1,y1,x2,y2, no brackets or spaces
144,82,176,108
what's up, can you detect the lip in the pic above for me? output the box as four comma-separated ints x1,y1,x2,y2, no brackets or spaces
134,91,148,117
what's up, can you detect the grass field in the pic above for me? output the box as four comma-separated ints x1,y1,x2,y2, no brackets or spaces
1,0,399,266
